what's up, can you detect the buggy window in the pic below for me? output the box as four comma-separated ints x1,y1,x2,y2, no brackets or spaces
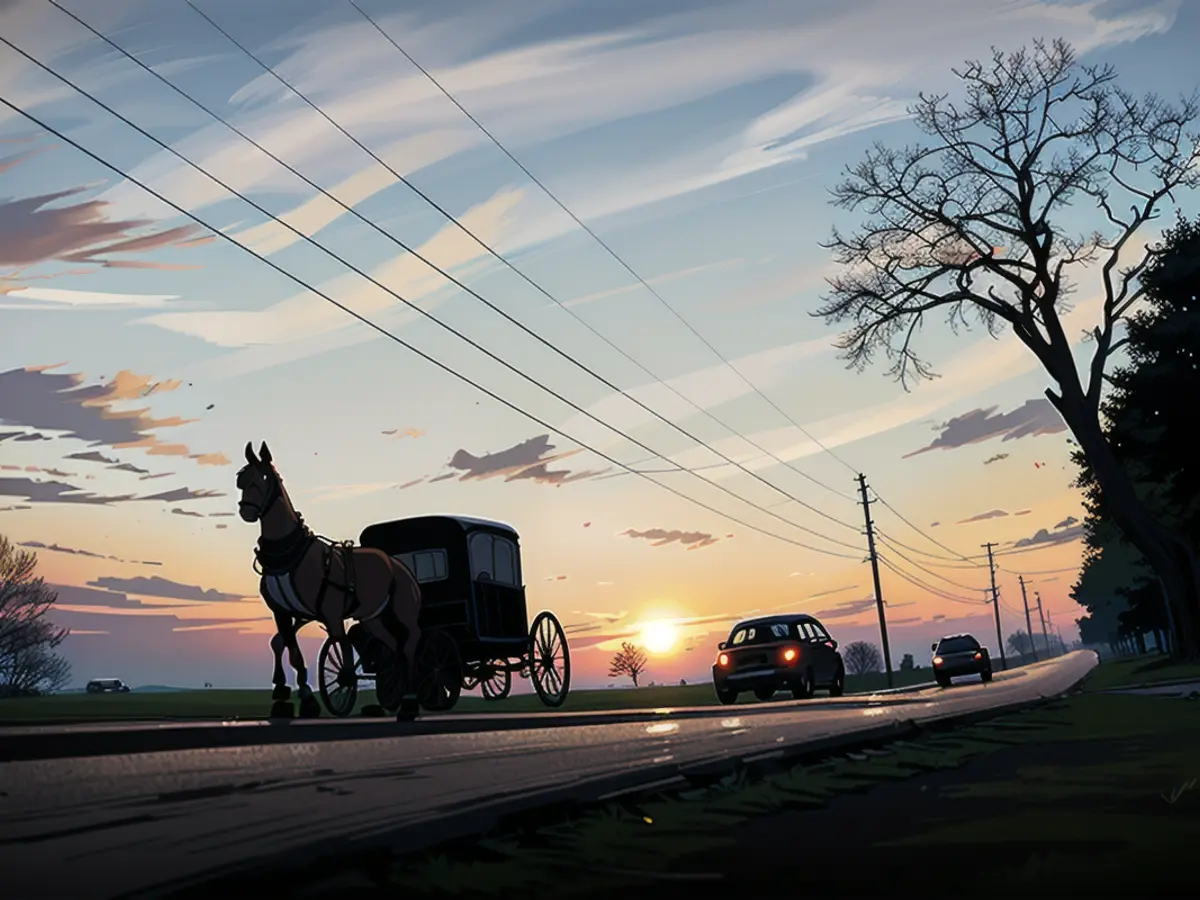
730,627,754,646
394,550,448,583
493,537,518,586
469,533,494,580
468,532,520,585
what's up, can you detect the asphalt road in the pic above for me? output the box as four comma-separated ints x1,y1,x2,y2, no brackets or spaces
0,652,1096,899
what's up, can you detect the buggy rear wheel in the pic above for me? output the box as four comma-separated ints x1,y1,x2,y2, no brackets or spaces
318,636,358,717
480,660,512,701
416,630,462,712
529,611,570,708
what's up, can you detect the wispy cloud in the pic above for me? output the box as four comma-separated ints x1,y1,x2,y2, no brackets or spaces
904,399,1067,458
957,508,1009,524
983,453,1009,465
86,575,247,604
0,366,229,466
620,527,724,550
1009,524,1085,552
813,596,878,620
19,540,162,566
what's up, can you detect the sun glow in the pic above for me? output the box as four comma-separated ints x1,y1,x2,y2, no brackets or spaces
640,620,679,654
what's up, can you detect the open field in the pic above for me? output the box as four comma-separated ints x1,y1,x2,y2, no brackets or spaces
201,664,1199,897
0,667,936,723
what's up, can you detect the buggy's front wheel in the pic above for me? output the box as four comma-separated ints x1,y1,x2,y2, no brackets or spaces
528,611,570,708
318,636,358,717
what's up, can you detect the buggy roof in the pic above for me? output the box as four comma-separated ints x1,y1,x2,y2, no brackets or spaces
360,514,519,548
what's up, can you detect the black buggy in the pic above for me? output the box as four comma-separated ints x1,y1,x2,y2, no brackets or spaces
316,515,571,716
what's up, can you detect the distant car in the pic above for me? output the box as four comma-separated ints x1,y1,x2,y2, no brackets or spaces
86,678,131,694
931,634,992,687
712,614,845,705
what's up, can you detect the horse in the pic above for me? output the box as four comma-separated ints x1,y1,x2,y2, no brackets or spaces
237,441,422,720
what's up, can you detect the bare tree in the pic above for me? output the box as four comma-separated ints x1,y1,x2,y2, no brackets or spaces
843,640,882,675
815,39,1200,657
607,641,648,687
0,535,71,696
1007,629,1034,658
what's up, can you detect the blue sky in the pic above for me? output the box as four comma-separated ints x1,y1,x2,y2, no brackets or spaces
0,0,1196,688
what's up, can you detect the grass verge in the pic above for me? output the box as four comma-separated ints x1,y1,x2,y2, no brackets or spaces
1079,652,1200,692
187,689,1200,897
0,669,934,724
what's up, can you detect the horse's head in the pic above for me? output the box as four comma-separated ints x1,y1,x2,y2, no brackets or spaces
237,442,281,522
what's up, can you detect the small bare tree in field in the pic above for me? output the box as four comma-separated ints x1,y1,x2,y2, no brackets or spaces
0,536,70,696
815,39,1200,657
608,642,648,687
843,641,883,675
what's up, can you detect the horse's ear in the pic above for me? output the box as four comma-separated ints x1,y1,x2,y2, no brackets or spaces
259,442,273,464
245,442,257,465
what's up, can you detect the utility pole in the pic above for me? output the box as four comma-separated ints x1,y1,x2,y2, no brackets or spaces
1018,575,1038,663
857,474,893,688
1034,591,1051,657
982,542,1007,670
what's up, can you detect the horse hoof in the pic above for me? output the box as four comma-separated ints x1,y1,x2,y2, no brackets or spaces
396,697,419,721
271,685,292,702
298,698,321,718
269,700,295,719
360,704,385,717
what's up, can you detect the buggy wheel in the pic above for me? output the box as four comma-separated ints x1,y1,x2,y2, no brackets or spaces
529,611,570,708
480,660,512,701
318,636,358,717
373,646,407,712
416,630,462,712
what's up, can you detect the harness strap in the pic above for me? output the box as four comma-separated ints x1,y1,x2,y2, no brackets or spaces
341,541,360,618
312,542,334,623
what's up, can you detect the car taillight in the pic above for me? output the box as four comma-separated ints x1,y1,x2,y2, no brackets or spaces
718,653,730,667
933,656,943,665
974,652,982,660
782,646,798,663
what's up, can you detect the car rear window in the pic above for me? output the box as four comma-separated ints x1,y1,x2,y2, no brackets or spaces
937,636,980,654
730,622,794,645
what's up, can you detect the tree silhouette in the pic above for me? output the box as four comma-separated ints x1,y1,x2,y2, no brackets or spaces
1007,630,1033,658
899,653,914,671
608,642,648,687
0,536,70,697
814,39,1200,657
1073,213,1200,657
843,641,882,675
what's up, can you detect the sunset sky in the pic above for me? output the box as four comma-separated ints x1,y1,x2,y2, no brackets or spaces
1,0,1196,691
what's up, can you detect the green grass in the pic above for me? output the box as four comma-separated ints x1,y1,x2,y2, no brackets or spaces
0,668,934,724
1080,652,1200,692
205,689,1200,897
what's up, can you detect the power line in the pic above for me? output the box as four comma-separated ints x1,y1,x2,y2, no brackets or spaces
0,32,875,560
871,495,978,563
345,0,865,489
173,0,860,513
348,0,1017,576
875,553,988,606
872,532,989,592
342,0,1035,578
49,1,867,549
0,52,869,563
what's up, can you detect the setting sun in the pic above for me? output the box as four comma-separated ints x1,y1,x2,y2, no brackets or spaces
640,620,679,654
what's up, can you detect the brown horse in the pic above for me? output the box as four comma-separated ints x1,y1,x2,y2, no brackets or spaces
237,442,422,720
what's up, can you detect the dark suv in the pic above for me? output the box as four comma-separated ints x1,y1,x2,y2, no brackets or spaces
931,634,992,687
86,678,131,694
712,614,845,704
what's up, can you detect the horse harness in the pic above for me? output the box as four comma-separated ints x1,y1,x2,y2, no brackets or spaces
255,518,387,623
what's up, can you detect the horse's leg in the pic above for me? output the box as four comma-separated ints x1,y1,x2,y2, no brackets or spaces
269,629,290,703
281,615,320,718
268,613,295,718
394,586,421,721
